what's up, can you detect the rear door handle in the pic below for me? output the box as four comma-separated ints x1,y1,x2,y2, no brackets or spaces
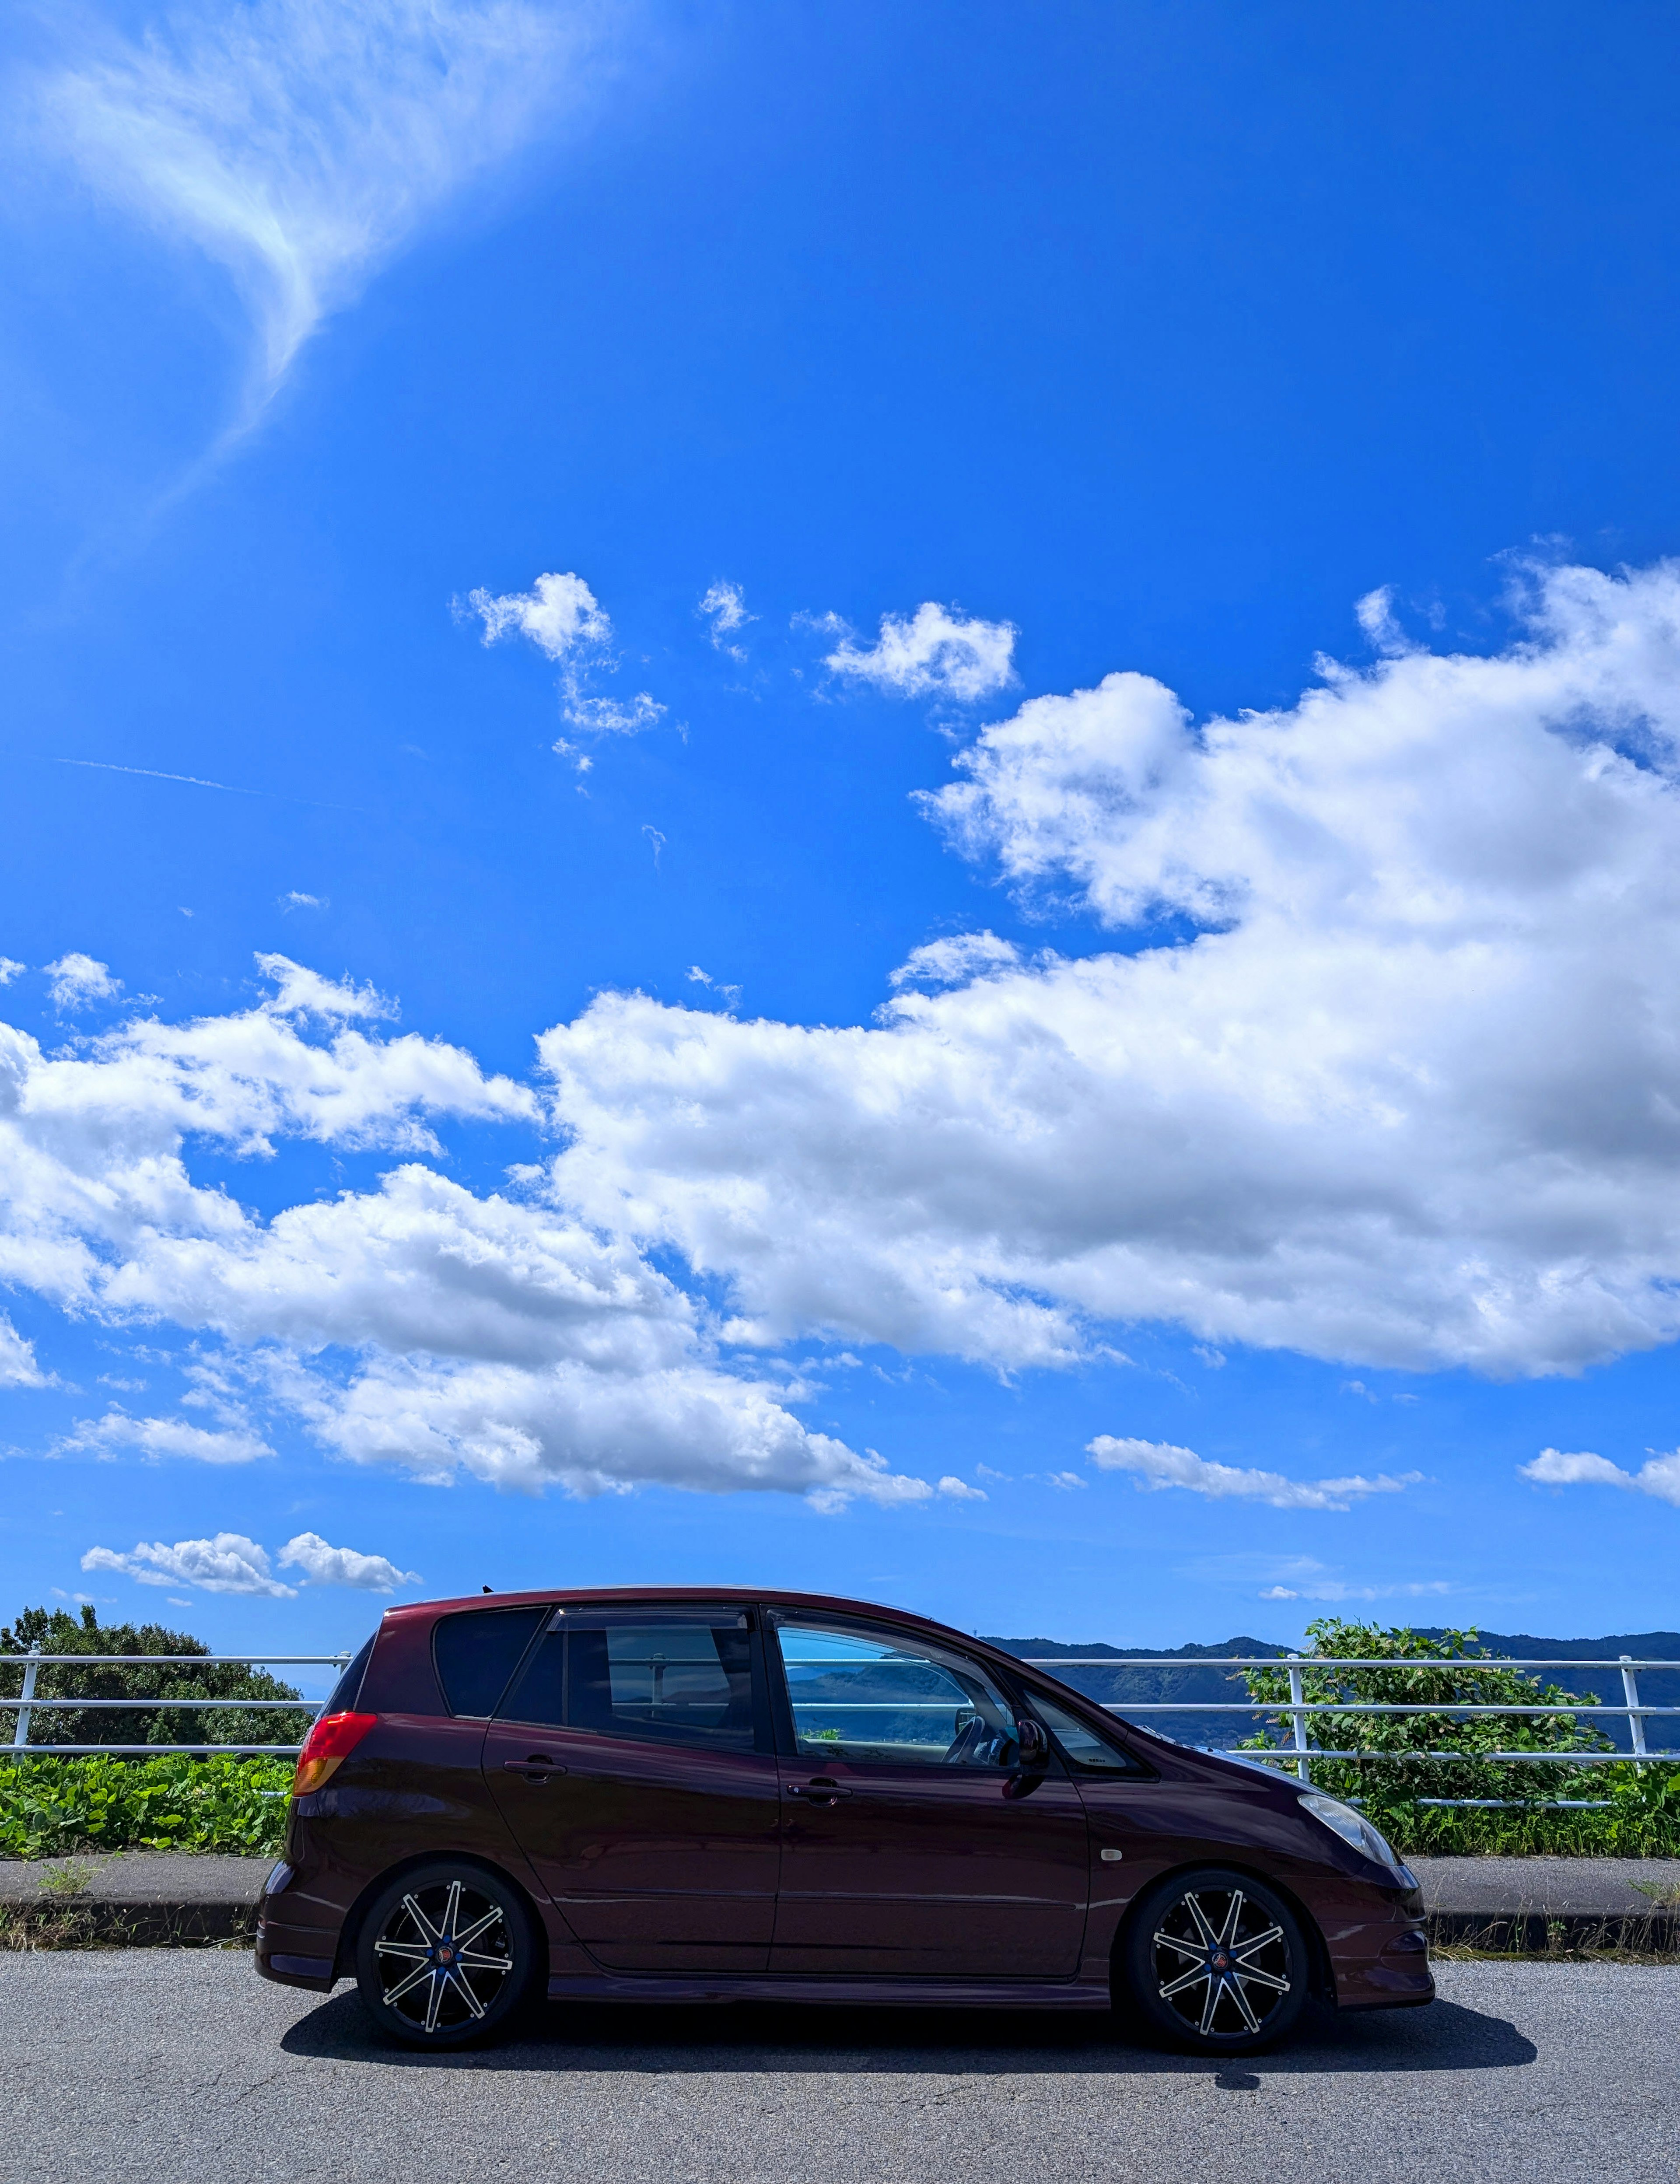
503,1756,567,1781
788,1779,852,1802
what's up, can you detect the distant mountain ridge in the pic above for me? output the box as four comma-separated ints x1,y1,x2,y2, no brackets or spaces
984,1630,1680,1753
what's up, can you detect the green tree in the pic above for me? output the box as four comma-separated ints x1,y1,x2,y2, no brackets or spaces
1240,1617,1616,1805
0,1603,312,1751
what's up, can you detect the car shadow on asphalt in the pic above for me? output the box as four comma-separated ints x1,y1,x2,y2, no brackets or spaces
280,1993,1536,2079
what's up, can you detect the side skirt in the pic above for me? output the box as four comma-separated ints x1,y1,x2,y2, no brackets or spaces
546,1974,1113,2009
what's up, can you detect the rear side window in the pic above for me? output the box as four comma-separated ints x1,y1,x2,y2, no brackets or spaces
433,1607,546,1718
1033,1692,1143,1774
499,1611,764,1754
322,1633,375,1718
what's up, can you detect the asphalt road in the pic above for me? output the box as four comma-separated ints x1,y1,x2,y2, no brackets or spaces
4,1953,1676,2184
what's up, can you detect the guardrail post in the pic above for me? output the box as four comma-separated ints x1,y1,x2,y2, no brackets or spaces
1286,1657,1310,1783
12,1645,40,1751
1620,1655,1648,1765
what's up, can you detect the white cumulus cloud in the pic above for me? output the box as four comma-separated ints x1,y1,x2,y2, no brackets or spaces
1521,1445,1680,1508
277,1531,418,1590
33,0,609,406
825,602,1017,702
0,960,24,986
1087,1436,1418,1512
81,1532,295,1596
539,560,1680,1380
0,958,927,1511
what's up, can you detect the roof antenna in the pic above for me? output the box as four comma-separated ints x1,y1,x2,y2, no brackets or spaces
482,1584,494,1594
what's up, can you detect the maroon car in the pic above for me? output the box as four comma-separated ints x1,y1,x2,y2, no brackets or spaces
256,1588,1432,2053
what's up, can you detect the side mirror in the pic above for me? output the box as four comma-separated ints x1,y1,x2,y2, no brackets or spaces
1014,1718,1049,1768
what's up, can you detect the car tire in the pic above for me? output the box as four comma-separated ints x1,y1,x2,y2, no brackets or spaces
354,1862,541,2049
1120,1866,1310,2054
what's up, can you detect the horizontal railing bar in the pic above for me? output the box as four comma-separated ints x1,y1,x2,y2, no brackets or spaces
0,1698,324,1712
1213,1746,1680,1764
0,1745,305,1756
1024,1657,1680,1671
1073,1700,1678,1715
0,1655,349,1666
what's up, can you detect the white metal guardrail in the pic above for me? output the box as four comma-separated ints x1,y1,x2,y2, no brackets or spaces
1,1648,1675,1778
0,1651,350,1755
1021,1656,1680,1784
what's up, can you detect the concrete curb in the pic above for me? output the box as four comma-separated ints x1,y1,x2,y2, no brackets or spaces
2,1852,1677,1956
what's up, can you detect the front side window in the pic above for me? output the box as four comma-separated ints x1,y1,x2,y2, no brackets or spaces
498,1612,762,1754
774,1620,1023,1768
1031,1692,1142,1773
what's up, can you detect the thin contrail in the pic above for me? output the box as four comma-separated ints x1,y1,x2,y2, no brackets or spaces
42,756,365,815
57,758,260,795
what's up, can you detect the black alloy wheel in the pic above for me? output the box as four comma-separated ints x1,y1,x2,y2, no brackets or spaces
354,1862,540,2048
1121,1866,1309,2054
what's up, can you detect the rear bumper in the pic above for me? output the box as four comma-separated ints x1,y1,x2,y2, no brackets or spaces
254,1935,337,1992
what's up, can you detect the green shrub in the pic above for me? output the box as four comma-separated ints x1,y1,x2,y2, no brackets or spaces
1240,1617,1680,1856
0,1752,294,1859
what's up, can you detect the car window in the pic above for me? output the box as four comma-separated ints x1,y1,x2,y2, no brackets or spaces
322,1633,375,1717
774,1620,1023,1769
433,1606,546,1718
1031,1692,1142,1773
499,1611,763,1754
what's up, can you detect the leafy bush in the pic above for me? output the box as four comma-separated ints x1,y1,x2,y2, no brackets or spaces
0,1753,294,1859
1240,1617,1680,1855
0,1603,313,1750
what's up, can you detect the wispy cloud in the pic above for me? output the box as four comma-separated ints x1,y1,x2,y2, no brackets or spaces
34,0,611,413
464,568,666,762
823,601,1017,702
1088,1435,1420,1512
699,580,753,660
44,954,122,1012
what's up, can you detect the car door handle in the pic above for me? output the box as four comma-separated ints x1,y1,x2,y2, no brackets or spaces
788,1779,852,1802
503,1756,567,1781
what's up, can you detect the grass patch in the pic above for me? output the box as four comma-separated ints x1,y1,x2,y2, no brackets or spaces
0,1754,293,1859
34,1860,97,1896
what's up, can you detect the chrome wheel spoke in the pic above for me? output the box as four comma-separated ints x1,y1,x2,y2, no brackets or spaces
1231,1924,1283,1964
1235,1965,1290,1996
456,1949,513,1973
439,1880,463,1945
1197,1974,1222,2037
423,1967,446,2033
401,1892,443,1945
1215,1890,1246,1949
446,1967,486,2020
1152,1929,1205,1962
373,1938,432,1963
453,1906,503,1952
384,1958,436,2007
1159,1965,1211,2002
1182,1892,1220,1949
1225,1977,1261,2034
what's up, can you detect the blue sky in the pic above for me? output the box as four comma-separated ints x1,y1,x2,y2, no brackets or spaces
4,0,1680,1680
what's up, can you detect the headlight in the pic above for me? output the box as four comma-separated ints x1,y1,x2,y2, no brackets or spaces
1299,1791,1402,1869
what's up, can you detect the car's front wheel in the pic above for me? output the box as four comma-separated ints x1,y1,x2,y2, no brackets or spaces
354,1862,540,2048
1120,1866,1309,2054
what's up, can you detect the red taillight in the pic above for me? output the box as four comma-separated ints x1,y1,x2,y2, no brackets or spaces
292,1711,377,1797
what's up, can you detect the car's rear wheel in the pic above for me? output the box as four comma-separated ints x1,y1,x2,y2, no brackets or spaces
1120,1866,1309,2054
354,1862,540,2048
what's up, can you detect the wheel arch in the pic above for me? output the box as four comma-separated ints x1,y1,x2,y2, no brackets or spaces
332,1850,550,1985
1110,1858,1335,2008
